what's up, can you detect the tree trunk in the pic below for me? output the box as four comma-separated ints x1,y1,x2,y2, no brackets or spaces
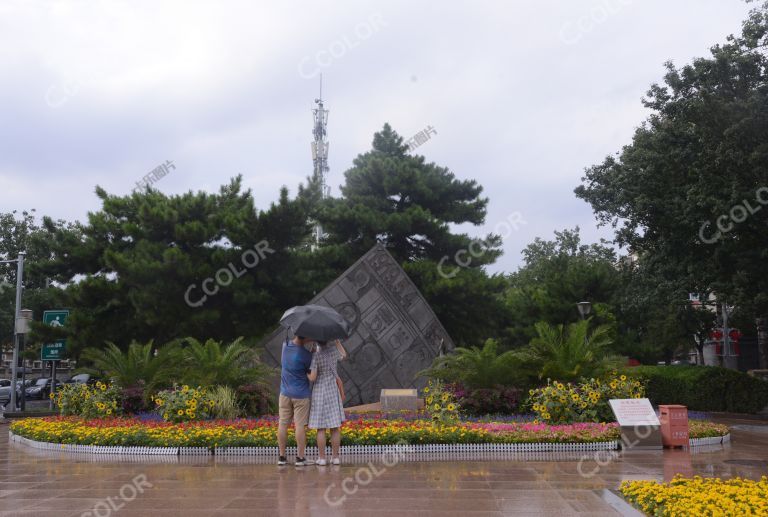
756,318,768,369
696,333,706,365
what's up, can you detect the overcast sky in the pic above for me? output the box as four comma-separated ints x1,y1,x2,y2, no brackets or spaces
0,0,754,273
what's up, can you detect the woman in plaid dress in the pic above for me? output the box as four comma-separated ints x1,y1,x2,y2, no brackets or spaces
307,340,347,465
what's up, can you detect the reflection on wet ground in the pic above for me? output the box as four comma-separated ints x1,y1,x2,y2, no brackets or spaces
0,418,765,516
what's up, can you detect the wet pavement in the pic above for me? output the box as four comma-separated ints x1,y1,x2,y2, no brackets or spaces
0,419,766,517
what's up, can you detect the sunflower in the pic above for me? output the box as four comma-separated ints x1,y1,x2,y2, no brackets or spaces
433,403,440,411
447,404,455,411
177,409,184,416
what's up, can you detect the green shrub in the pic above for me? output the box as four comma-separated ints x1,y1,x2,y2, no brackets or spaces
528,373,645,424
628,366,768,414
236,383,275,417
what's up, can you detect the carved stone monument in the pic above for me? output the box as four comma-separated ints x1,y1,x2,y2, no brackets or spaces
260,244,455,406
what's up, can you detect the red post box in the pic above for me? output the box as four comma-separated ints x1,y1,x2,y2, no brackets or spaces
659,405,689,448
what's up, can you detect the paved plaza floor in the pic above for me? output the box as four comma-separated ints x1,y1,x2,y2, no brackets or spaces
0,417,765,517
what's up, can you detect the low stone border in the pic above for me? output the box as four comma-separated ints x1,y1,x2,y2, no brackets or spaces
9,431,730,459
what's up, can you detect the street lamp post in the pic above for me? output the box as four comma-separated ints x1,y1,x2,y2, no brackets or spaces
576,301,592,320
2,252,26,410
16,309,32,411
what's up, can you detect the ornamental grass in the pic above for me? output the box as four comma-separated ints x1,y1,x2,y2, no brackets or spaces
620,475,768,516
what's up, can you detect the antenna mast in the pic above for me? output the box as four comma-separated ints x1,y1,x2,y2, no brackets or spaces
311,74,330,244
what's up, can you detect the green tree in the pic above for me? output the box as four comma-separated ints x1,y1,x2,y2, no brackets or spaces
575,3,768,366
37,177,321,356
318,124,501,265
503,228,621,346
0,210,72,356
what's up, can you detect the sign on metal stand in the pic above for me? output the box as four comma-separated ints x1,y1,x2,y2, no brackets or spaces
42,310,69,409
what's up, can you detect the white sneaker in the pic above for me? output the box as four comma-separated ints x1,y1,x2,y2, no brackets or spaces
331,457,341,465
316,458,327,466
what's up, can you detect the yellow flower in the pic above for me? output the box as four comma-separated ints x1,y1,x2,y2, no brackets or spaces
620,375,627,381
447,404,455,411
433,403,440,411
177,410,184,416
100,384,107,391
423,387,430,393
426,396,433,404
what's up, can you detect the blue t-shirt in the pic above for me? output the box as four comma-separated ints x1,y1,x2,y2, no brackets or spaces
280,341,313,399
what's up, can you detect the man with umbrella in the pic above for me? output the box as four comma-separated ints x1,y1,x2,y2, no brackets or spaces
277,333,314,466
277,305,351,467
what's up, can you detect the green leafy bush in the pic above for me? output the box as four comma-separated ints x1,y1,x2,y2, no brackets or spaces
528,374,645,424
236,383,275,417
628,366,768,414
448,383,521,416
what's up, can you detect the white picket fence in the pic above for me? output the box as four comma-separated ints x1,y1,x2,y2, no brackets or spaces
8,430,730,460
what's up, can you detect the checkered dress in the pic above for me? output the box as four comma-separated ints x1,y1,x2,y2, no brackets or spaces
308,345,345,429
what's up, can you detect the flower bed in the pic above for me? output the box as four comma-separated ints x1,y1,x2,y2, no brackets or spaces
620,475,768,516
10,416,621,448
9,415,728,449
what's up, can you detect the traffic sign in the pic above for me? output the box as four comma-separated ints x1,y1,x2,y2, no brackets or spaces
43,310,69,327
42,309,69,361
41,340,66,361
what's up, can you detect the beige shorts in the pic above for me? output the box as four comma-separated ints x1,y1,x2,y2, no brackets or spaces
278,394,310,427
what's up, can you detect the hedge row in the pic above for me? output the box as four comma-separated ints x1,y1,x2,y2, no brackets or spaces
627,365,768,414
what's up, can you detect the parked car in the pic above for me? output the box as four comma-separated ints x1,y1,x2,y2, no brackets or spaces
63,373,94,385
0,380,31,407
24,378,63,400
0,379,10,387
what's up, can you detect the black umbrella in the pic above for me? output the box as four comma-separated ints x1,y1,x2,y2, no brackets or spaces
279,304,351,341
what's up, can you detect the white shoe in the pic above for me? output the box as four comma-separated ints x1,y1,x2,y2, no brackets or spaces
331,457,341,465
316,458,327,466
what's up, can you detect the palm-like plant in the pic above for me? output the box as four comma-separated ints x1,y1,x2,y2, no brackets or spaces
176,337,272,388
79,341,179,392
421,339,523,389
519,319,624,383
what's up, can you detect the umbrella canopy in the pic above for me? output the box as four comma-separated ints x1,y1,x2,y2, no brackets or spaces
279,304,351,341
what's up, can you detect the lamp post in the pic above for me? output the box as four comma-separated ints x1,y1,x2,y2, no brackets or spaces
16,309,32,411
576,301,592,320
1,252,26,410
